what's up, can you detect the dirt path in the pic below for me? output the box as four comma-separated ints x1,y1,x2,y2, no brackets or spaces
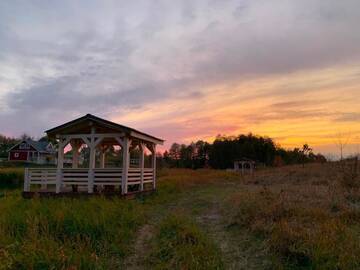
124,185,271,269
123,224,155,270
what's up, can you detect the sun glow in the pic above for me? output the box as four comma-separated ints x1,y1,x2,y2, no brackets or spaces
109,64,360,155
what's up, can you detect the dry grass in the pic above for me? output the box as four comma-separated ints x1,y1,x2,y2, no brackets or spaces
159,168,240,186
1,163,360,269
225,163,360,269
145,213,224,269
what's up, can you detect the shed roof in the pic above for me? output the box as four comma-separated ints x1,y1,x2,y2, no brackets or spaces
234,158,256,163
46,114,164,145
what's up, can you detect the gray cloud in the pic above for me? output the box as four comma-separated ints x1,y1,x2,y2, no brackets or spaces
0,0,360,137
335,113,360,122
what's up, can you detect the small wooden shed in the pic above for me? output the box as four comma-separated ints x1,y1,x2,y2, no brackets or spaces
234,158,255,174
23,114,164,197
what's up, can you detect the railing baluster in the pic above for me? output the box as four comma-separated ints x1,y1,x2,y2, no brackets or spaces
24,168,30,192
56,168,62,193
88,169,94,193
41,170,47,190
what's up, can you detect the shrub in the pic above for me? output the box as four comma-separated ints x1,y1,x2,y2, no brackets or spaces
0,168,23,189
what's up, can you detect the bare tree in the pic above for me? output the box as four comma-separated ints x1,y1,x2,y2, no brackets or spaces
334,131,351,161
20,133,33,141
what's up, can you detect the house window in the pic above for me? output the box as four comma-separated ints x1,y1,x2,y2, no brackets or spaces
14,153,19,158
19,143,30,150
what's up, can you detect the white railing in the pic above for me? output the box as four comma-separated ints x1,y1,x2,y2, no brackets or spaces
94,168,122,186
25,168,57,191
62,168,89,186
24,167,154,193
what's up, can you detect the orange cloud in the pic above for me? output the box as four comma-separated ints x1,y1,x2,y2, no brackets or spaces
110,64,360,156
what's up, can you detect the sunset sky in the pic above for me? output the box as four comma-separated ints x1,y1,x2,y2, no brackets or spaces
0,1,359,156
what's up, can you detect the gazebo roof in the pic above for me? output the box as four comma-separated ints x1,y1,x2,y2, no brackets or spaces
46,114,164,145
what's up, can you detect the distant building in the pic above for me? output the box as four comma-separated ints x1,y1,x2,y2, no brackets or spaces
8,139,56,164
234,158,256,174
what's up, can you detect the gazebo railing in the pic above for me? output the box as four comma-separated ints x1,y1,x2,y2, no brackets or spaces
94,168,122,186
25,168,57,190
63,168,89,185
24,167,154,193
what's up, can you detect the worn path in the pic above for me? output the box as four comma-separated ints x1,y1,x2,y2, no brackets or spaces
124,182,271,269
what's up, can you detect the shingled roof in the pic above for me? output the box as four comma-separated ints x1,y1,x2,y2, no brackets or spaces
29,140,51,152
7,139,54,153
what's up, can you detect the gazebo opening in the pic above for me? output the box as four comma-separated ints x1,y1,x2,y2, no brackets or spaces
23,114,164,197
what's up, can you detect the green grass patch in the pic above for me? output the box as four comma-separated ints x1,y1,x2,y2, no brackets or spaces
0,195,146,269
146,213,224,270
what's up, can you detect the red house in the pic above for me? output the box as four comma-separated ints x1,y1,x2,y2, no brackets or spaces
8,139,56,164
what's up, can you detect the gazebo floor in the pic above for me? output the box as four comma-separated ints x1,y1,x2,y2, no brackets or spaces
22,189,155,199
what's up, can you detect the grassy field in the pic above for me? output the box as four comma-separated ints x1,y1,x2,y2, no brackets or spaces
0,162,360,269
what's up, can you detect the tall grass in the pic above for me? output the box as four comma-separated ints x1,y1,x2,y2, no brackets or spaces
0,196,146,269
146,213,224,270
0,168,229,270
1,165,360,269
226,187,360,269
158,168,240,190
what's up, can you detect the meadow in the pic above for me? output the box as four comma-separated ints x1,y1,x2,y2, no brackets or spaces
0,161,360,270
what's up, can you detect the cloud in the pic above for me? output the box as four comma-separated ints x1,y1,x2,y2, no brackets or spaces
0,0,359,155
335,113,360,122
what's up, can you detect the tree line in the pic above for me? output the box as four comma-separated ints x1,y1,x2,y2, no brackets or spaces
159,134,326,169
1,132,326,168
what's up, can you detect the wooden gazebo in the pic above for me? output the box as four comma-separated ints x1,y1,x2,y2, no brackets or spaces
23,114,164,197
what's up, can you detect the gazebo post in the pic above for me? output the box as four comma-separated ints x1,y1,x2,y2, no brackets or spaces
139,143,145,191
88,127,96,194
121,137,130,195
56,138,65,193
151,144,156,190
70,140,81,192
